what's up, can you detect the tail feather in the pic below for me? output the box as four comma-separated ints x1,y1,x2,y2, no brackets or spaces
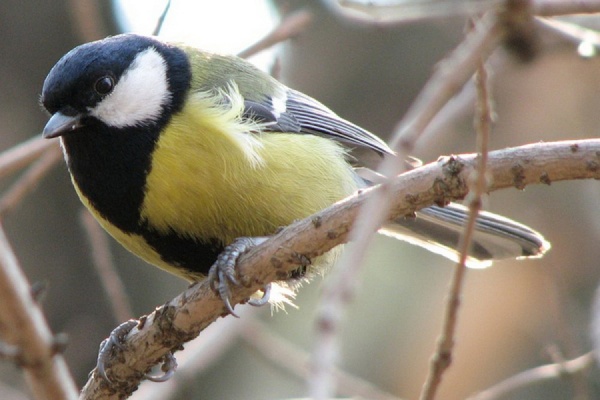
379,203,550,269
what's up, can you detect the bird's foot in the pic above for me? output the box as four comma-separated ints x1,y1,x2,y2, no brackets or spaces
96,319,177,383
96,320,138,382
145,351,178,382
248,282,271,307
208,236,270,316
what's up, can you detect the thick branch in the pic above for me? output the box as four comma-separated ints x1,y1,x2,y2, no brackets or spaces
0,221,78,400
79,139,600,399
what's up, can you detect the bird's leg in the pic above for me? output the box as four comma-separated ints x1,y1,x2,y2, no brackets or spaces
208,236,270,316
96,319,177,383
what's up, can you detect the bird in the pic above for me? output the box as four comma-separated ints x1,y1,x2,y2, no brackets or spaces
41,33,548,379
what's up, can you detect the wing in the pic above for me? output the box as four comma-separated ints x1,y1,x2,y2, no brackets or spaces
243,89,394,156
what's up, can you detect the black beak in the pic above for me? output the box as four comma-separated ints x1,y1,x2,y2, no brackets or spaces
43,112,84,139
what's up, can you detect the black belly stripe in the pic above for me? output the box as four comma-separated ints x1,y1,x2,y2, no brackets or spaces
64,125,224,277
140,223,224,277
63,121,227,277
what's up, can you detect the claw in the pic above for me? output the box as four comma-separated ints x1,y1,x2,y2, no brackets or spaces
248,283,271,307
96,320,138,382
145,351,178,382
97,320,180,384
208,237,264,316
222,295,237,318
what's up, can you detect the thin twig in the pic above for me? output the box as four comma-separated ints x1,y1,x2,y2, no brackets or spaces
0,340,19,360
309,152,407,400
0,137,55,182
333,0,600,23
392,11,502,152
0,221,77,399
532,0,600,16
66,0,107,42
79,139,600,399
419,45,493,400
80,209,134,323
0,147,61,217
152,0,172,36
242,318,402,400
334,0,501,24
536,16,600,50
237,10,313,59
390,0,600,153
545,344,590,399
547,283,594,399
467,351,596,400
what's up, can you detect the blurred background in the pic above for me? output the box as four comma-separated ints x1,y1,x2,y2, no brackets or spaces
0,0,599,399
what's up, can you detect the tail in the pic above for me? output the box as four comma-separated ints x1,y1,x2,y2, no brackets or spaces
379,203,551,268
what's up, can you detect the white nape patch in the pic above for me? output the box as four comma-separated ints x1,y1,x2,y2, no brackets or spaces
90,47,170,128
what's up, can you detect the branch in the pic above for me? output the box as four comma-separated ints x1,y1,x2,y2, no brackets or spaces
0,146,61,217
419,49,493,400
467,351,596,400
392,11,502,152
310,11,501,397
132,309,253,400
390,0,600,152
532,0,600,16
152,0,171,36
0,220,78,399
241,319,403,400
79,139,600,399
237,9,313,59
66,0,109,42
0,137,55,182
80,210,134,324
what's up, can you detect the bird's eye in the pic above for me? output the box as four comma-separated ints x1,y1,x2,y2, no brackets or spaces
94,76,114,95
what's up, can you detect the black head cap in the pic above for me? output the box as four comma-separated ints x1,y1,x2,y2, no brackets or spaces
41,34,191,124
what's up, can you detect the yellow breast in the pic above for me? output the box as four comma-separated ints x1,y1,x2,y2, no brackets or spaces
140,88,359,245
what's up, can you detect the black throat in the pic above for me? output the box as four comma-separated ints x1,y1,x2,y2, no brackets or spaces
62,121,159,234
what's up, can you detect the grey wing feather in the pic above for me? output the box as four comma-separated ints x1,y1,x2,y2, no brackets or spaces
286,90,393,155
380,203,550,268
243,99,300,133
242,89,394,156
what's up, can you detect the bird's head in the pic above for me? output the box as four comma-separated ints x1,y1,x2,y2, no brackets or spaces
41,34,191,139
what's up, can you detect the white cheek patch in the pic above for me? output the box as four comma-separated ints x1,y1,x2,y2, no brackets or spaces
90,47,171,128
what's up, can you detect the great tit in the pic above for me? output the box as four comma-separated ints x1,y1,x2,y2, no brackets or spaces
41,34,549,311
